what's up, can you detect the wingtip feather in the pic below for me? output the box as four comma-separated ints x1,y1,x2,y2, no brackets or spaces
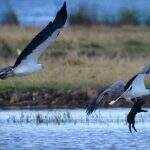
63,1,67,9
86,100,97,115
53,1,67,29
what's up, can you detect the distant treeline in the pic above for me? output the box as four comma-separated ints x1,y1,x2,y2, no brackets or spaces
1,0,19,25
69,4,150,26
1,1,150,26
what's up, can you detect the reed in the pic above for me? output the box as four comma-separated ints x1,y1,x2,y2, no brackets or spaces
6,110,150,125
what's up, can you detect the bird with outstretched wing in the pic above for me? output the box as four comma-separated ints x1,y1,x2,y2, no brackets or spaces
0,2,67,79
109,65,150,105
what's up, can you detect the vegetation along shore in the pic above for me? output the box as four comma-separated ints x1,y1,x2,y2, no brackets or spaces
0,25,149,108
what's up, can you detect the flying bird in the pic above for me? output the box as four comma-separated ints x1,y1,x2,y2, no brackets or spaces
86,65,150,132
86,80,126,115
109,65,150,105
0,2,67,79
86,65,150,114
127,99,147,132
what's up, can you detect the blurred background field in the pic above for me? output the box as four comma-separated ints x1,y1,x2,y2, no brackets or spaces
0,25,149,90
0,0,149,107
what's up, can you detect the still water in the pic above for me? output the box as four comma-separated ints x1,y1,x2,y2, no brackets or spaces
0,108,150,150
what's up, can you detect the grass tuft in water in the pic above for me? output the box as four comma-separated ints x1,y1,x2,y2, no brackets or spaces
5,111,150,125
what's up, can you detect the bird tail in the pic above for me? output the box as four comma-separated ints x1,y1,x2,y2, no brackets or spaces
86,94,105,115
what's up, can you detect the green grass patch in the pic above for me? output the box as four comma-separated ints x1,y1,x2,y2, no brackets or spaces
0,79,107,93
124,40,150,55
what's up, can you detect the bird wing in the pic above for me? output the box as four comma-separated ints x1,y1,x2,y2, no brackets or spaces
106,80,126,95
139,65,150,74
87,80,125,114
13,2,67,68
131,74,146,91
110,65,150,105
86,92,106,115
124,75,138,91
124,65,150,91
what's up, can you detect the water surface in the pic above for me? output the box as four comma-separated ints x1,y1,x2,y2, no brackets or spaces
0,108,150,150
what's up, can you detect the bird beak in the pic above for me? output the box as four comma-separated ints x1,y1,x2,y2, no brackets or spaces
0,67,13,79
0,68,7,79
109,100,116,105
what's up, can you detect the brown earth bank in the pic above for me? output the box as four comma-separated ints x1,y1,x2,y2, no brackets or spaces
0,88,149,108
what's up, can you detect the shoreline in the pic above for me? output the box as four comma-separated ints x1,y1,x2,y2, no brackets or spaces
0,88,149,108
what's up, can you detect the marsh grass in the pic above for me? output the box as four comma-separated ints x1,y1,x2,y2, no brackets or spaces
0,55,149,91
0,25,149,91
7,112,74,125
124,40,150,55
5,111,150,125
0,25,150,57
0,57,148,90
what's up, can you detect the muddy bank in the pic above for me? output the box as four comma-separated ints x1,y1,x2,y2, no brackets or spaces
0,88,149,108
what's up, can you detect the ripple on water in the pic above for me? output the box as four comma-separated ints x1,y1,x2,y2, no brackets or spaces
0,109,150,150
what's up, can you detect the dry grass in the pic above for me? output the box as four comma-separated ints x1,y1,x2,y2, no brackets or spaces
1,25,150,56
0,25,149,90
0,57,149,91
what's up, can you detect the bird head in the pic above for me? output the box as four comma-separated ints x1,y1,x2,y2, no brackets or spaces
0,66,14,79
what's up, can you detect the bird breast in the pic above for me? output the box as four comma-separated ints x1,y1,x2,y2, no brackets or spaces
13,64,42,76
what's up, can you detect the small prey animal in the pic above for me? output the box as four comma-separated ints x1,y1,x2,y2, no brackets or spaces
127,98,147,133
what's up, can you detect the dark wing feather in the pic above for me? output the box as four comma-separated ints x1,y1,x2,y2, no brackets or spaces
124,75,138,91
86,93,105,115
13,2,67,68
124,65,150,91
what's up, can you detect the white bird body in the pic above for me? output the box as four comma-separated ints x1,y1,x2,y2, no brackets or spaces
129,74,149,97
14,63,42,76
